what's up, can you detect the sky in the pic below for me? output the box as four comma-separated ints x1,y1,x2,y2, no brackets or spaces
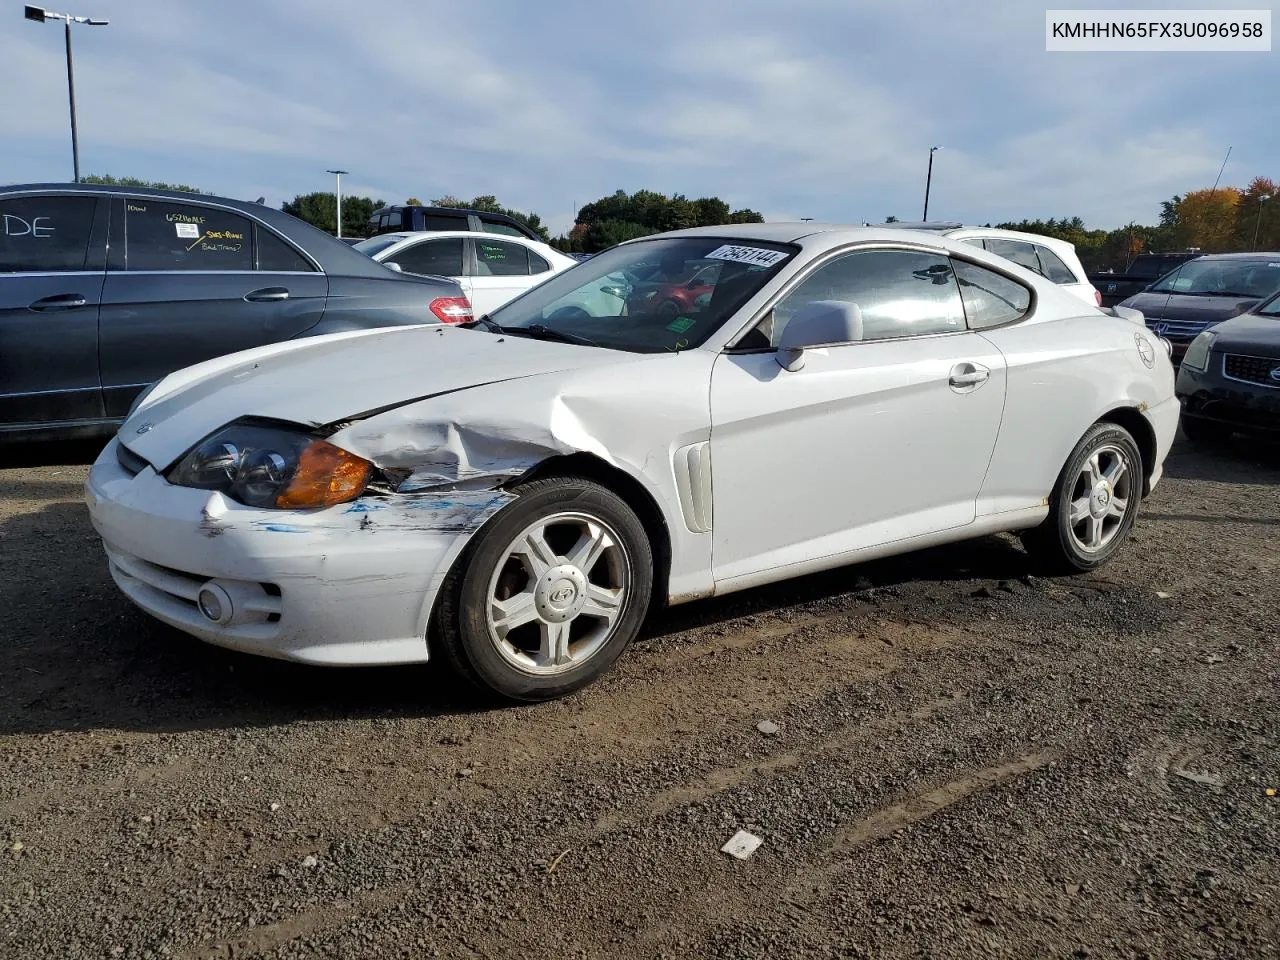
2,0,1275,235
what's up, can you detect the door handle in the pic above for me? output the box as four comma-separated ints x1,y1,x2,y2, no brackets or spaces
244,287,290,302
949,363,990,389
29,293,88,311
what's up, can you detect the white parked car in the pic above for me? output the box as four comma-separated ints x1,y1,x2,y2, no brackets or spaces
86,223,1178,702
887,224,1101,307
352,230,582,317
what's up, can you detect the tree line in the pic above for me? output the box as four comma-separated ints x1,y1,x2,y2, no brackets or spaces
941,176,1276,273
81,175,1277,269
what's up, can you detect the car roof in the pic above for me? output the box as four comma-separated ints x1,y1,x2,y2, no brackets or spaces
361,230,570,258
381,229,556,245
940,226,1076,248
0,182,460,286
3,180,281,218
633,222,968,245
1177,252,1280,261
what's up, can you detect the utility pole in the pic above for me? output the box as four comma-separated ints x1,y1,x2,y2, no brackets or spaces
24,6,109,183
922,146,942,220
327,169,349,238
1253,195,1271,251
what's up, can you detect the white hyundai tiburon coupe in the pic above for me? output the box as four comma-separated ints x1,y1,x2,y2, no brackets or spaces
86,224,1178,701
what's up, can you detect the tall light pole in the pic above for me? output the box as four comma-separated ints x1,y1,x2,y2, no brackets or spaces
1253,195,1271,251
922,145,942,221
25,6,108,183
326,169,349,238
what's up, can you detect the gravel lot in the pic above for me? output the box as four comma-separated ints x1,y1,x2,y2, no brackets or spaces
2,435,1277,959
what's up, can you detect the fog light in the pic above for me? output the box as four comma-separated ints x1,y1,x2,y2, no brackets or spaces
197,589,222,621
196,584,234,625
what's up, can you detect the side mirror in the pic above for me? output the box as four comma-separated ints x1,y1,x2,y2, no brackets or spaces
775,301,864,372
600,284,626,298
384,261,403,273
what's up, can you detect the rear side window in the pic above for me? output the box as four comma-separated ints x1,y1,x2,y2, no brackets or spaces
0,195,96,272
124,200,252,271
474,239,530,277
984,238,1042,276
953,259,1032,329
424,214,468,231
529,251,551,274
256,227,314,272
391,238,464,276
1034,245,1078,284
385,210,403,229
478,219,525,238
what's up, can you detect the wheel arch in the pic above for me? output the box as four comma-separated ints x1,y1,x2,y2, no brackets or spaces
1095,405,1157,497
514,453,673,617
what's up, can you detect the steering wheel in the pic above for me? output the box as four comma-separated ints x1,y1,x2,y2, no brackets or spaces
546,306,592,323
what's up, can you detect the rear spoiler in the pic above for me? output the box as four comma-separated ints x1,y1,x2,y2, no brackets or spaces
1103,305,1144,325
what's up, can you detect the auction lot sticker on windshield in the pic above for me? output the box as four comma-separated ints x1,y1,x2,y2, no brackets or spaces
175,222,200,239
705,244,789,268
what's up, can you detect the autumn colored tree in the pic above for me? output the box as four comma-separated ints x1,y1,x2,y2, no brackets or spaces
1233,177,1278,251
1161,187,1241,250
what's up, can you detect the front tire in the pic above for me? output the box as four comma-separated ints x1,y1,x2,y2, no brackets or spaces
1022,422,1143,574
433,478,653,702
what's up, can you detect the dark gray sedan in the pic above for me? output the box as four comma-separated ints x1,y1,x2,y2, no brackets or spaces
1175,298,1280,443
1117,253,1280,364
1,183,472,442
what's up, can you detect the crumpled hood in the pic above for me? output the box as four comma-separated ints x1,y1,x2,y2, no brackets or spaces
121,324,631,467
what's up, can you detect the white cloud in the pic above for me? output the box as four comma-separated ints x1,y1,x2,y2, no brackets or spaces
3,0,1276,236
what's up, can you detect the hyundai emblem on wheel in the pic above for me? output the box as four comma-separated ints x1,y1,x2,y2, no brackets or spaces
135,422,154,434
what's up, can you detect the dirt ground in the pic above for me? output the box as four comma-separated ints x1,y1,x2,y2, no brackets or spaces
1,435,1277,959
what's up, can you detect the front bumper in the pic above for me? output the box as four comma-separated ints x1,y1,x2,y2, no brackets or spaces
1175,353,1280,436
1145,394,1180,493
84,437,510,665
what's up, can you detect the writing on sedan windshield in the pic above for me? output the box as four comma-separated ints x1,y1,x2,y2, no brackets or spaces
2,214,55,238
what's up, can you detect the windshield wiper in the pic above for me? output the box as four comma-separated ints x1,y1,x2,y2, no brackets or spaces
459,314,505,334
508,323,598,347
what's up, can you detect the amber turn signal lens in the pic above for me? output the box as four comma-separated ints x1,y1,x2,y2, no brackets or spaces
274,440,372,509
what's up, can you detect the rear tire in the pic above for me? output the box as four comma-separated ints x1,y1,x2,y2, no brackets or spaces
432,478,653,702
1022,422,1143,574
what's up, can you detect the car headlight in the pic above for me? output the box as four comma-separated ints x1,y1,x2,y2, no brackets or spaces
167,420,372,509
1181,331,1216,372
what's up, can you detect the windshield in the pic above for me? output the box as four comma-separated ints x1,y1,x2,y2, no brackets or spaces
1148,258,1280,298
482,236,797,352
351,236,403,258
1253,291,1280,317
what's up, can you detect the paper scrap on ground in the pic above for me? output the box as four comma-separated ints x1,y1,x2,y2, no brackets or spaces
721,830,763,860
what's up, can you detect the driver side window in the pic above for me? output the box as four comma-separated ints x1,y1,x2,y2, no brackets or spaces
757,249,967,346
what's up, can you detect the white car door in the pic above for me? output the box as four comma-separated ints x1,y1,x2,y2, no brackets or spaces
466,238,549,316
708,248,1008,585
